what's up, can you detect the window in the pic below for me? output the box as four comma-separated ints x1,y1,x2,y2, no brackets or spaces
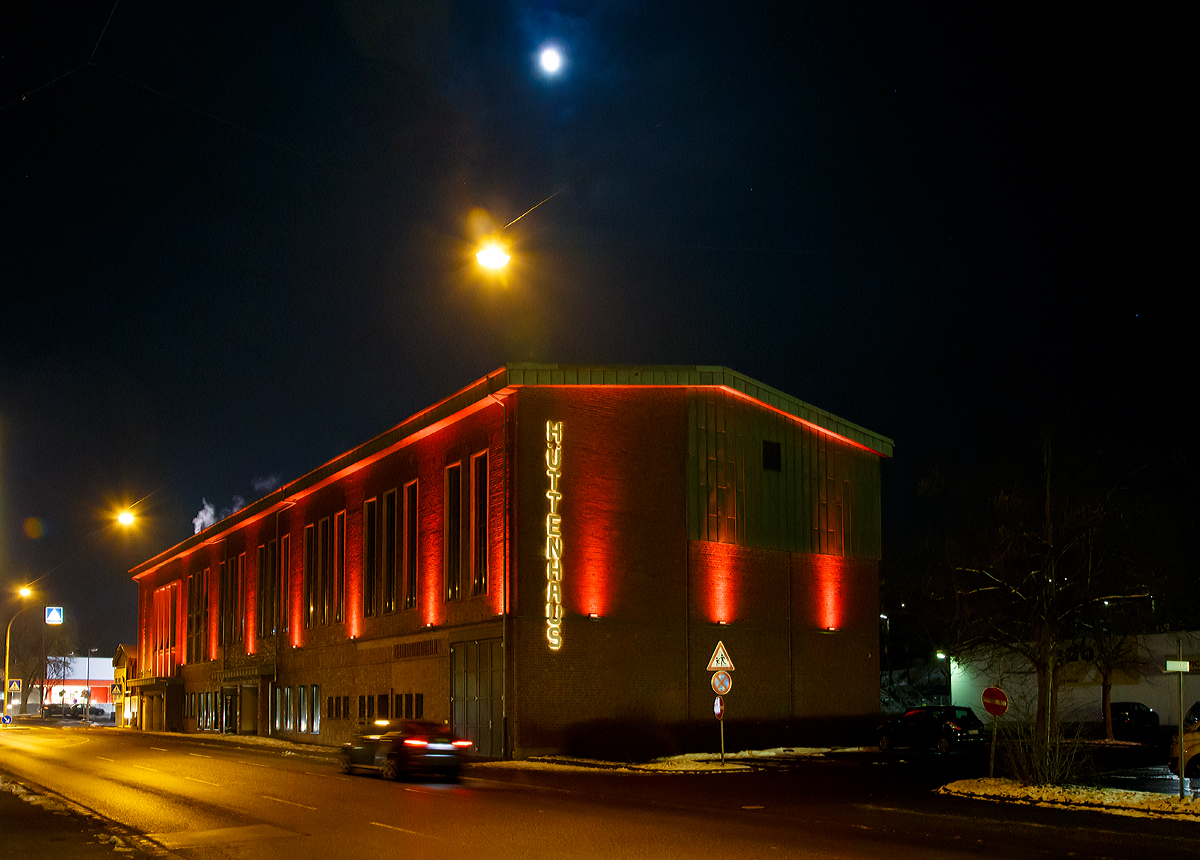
445,463,462,601
304,524,316,628
234,553,244,644
257,542,278,637
378,693,389,719
763,440,782,472
415,693,424,719
404,481,418,610
284,686,293,731
280,534,290,633
404,692,413,719
218,561,228,646
472,451,488,596
311,685,320,733
274,687,282,731
186,569,207,663
319,517,331,626
383,490,397,613
150,582,178,678
334,511,345,623
363,499,378,617
358,695,366,721
342,695,349,719
329,696,336,719
298,686,308,733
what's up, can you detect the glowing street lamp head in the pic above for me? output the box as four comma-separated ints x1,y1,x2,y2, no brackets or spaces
19,587,31,598
476,240,511,269
117,510,135,526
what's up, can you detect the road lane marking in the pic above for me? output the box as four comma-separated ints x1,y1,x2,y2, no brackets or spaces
188,752,212,758
238,761,270,768
371,822,442,840
261,795,317,811
96,756,115,762
132,765,159,772
149,824,297,848
150,747,168,751
304,771,349,781
185,777,220,786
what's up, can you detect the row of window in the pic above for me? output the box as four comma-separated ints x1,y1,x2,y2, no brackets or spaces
161,452,491,670
272,684,322,734
358,691,425,722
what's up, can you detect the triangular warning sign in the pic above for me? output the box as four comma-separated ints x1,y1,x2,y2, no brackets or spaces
45,607,63,625
707,640,735,671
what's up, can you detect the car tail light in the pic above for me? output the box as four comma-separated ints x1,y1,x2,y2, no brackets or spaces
404,738,429,747
452,739,473,748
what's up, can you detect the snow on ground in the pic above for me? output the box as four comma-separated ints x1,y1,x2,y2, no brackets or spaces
939,777,1200,820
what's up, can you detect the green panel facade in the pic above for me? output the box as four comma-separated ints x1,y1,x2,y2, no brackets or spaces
688,389,882,560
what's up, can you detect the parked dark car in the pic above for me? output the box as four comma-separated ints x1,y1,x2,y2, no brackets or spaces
1110,701,1158,742
876,706,986,753
340,720,472,780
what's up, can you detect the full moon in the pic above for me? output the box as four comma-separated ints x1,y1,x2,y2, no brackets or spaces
540,46,563,74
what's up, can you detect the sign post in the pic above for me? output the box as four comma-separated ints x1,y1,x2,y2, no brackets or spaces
1167,644,1190,800
707,642,735,766
981,686,1009,778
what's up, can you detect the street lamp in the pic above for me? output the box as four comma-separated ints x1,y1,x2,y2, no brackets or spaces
4,586,33,721
84,647,97,724
476,239,510,269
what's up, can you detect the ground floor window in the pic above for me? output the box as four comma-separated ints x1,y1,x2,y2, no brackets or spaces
310,685,320,734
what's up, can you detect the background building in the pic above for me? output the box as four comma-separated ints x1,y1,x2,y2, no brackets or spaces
129,365,893,755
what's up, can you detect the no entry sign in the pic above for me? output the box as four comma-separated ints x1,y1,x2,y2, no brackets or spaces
982,686,1009,717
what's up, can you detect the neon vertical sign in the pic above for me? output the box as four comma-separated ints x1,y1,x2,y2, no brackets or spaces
545,420,564,650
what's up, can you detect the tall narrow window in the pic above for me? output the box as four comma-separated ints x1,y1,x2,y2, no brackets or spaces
311,685,321,733
298,686,307,733
472,451,488,596
218,560,228,646
304,524,316,628
383,490,397,613
319,517,330,626
268,538,279,634
257,545,266,637
445,463,462,601
334,511,345,623
280,534,290,633
404,481,418,610
234,553,244,644
363,499,378,617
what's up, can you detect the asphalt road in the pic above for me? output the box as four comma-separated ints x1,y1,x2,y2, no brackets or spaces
4,723,1200,860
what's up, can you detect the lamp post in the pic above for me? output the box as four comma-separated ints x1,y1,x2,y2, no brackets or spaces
84,647,98,724
4,587,33,720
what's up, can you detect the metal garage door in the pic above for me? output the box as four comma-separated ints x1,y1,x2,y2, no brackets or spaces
451,638,504,758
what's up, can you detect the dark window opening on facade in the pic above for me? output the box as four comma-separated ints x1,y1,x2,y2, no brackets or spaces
445,463,462,601
363,499,378,617
763,440,782,471
472,451,488,596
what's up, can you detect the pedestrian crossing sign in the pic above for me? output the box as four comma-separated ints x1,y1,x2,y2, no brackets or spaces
6,680,20,693
45,607,64,625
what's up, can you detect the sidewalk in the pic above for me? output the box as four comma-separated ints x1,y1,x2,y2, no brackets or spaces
0,774,171,859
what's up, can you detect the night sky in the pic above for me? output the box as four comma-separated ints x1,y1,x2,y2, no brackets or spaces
2,3,1182,656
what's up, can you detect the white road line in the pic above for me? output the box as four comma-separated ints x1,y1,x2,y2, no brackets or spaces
185,776,220,786
239,761,270,768
150,747,168,751
304,771,350,781
188,752,211,758
370,822,441,840
261,795,317,811
96,756,115,762
133,764,158,772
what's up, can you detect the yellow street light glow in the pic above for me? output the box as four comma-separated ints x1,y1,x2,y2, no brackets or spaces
476,240,510,269
19,587,31,598
117,510,135,526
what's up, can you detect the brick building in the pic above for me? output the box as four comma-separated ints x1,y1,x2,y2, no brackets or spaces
128,365,893,756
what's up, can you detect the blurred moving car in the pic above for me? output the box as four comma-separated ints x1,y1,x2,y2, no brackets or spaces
876,706,986,753
1110,701,1159,742
1169,701,1200,777
340,720,472,780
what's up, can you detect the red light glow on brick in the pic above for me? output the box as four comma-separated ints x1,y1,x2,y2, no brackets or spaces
813,554,845,630
693,542,741,624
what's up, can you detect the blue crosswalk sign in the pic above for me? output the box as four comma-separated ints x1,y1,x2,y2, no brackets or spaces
45,607,63,624
7,680,20,693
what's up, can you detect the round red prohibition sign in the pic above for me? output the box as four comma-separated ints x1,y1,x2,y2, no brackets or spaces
711,670,732,695
982,686,1009,717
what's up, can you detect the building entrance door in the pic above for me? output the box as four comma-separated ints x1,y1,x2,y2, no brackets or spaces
451,638,503,757
221,687,237,733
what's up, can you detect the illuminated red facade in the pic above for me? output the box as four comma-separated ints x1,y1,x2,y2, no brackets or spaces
129,365,892,755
